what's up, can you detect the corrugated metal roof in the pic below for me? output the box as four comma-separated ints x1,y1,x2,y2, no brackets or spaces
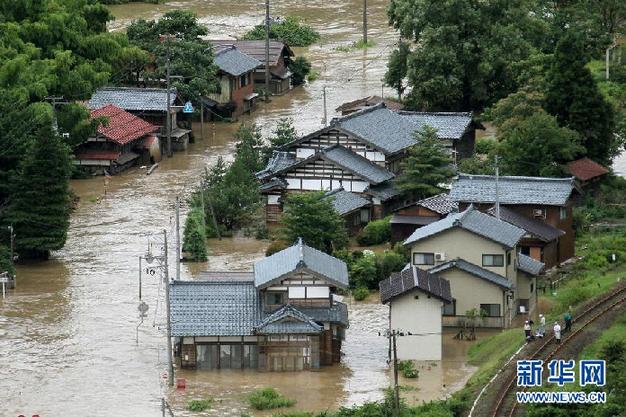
379,265,452,304
487,206,565,242
323,188,370,215
214,46,261,76
517,254,545,276
404,206,525,249
429,258,513,289
254,238,349,289
450,174,577,206
87,87,176,112
255,304,323,334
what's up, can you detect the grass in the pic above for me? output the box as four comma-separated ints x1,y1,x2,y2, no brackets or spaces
581,313,626,359
248,387,296,410
306,69,319,82
187,398,213,412
397,360,419,378
334,39,376,52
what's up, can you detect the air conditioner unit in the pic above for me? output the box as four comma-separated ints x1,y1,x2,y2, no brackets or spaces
533,208,545,218
435,252,446,262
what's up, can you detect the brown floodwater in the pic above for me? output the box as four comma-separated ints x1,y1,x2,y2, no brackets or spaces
1,1,492,416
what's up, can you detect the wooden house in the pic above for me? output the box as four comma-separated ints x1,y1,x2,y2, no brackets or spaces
170,239,349,371
335,95,404,115
390,194,458,243
73,104,158,175
204,45,262,120
323,188,372,235
450,174,580,266
211,40,295,95
565,157,609,187
379,266,452,361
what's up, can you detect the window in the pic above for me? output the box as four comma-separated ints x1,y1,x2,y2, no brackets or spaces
413,252,435,265
560,207,567,220
482,254,504,267
520,246,530,256
480,303,501,317
265,292,285,305
240,73,249,87
507,252,511,266
530,282,534,294
360,208,370,224
443,299,456,316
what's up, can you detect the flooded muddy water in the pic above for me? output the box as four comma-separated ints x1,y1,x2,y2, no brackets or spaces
1,1,512,416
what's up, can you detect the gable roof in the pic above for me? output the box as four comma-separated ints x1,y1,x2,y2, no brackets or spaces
487,206,565,242
416,193,458,215
256,151,298,181
213,45,261,76
88,87,176,112
404,206,525,249
429,258,513,289
254,238,349,289
210,40,294,65
169,280,261,337
565,157,609,182
323,188,371,216
450,174,578,206
517,253,545,276
365,182,402,202
379,265,452,304
320,145,394,184
90,105,158,145
255,304,323,335
329,103,473,154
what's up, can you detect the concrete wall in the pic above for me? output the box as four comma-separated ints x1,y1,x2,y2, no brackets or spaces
390,289,443,361
436,268,505,318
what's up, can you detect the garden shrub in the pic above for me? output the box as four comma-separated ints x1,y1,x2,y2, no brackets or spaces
398,360,419,378
350,252,378,289
266,240,290,256
377,251,407,281
356,217,391,246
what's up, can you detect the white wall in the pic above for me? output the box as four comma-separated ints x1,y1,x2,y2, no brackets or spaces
390,289,443,361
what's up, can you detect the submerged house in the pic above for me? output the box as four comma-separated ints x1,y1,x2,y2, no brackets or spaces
170,239,349,371
335,95,404,115
73,104,159,175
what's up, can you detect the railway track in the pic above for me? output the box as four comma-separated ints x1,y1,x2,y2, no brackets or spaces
477,283,626,417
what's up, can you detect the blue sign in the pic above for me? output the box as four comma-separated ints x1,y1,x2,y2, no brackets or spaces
183,101,194,113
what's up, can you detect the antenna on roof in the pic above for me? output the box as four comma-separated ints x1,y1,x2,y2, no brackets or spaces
494,155,500,220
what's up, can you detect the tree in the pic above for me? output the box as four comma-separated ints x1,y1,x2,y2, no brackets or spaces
113,46,151,86
243,16,320,47
280,192,348,254
234,123,265,173
0,245,15,278
545,32,617,164
5,117,72,258
384,41,410,100
288,56,311,86
182,207,208,261
263,118,298,162
394,126,455,200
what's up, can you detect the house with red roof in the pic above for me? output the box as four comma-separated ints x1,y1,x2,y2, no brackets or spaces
74,104,160,175
565,157,609,186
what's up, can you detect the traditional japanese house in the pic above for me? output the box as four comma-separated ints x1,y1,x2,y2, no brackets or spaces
323,188,372,235
87,87,190,152
170,239,349,371
390,194,458,243
379,265,452,361
73,104,158,175
565,157,609,187
204,45,261,119
450,174,580,266
335,95,404,115
211,40,294,95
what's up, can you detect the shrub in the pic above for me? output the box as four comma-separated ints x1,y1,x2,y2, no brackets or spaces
353,287,370,301
398,360,419,378
356,217,392,246
377,251,407,280
266,240,290,256
187,398,213,411
243,16,320,47
182,207,208,261
248,387,295,410
350,252,378,289
289,56,312,86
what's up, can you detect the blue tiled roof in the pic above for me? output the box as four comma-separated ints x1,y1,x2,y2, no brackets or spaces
256,151,298,181
404,206,525,249
379,265,452,304
169,280,261,337
429,258,513,289
324,188,370,215
214,46,261,76
255,304,323,335
88,87,177,112
321,145,394,184
517,253,545,276
450,174,577,206
254,238,349,289
331,103,473,154
298,302,349,327
366,182,401,202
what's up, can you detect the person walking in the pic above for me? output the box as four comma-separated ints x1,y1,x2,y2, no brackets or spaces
524,320,531,340
564,311,572,333
554,321,562,344
538,314,546,337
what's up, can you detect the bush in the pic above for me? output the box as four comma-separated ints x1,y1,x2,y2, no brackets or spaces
248,387,295,410
182,207,208,261
266,240,290,256
243,16,320,47
350,252,378,289
289,56,312,86
398,360,419,378
377,251,407,280
356,217,392,246
353,287,370,301
187,398,213,411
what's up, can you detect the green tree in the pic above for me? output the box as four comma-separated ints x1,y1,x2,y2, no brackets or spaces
243,16,320,47
394,126,454,200
280,192,348,254
269,118,298,148
384,41,410,100
288,56,312,86
112,46,151,86
545,32,617,164
0,245,15,278
5,117,72,258
182,207,208,261
234,123,265,173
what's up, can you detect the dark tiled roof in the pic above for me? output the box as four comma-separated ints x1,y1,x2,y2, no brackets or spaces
335,96,404,113
196,271,255,282
365,182,401,201
404,206,525,249
487,206,565,242
254,238,349,289
321,145,395,184
298,302,349,327
379,265,452,304
210,40,294,65
88,87,176,112
169,280,261,337
255,304,323,335
331,103,473,154
323,188,371,215
429,258,513,289
517,253,545,276
450,174,577,206
390,214,440,226
259,177,288,192
256,151,298,180
90,105,158,145
417,193,458,215
214,46,261,76
565,158,609,181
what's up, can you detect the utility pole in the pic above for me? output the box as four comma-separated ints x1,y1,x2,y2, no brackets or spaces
494,155,500,220
265,0,271,101
392,330,400,415
362,0,368,45
322,86,328,126
138,256,142,301
200,101,205,140
163,229,174,387
165,37,173,158
175,196,181,281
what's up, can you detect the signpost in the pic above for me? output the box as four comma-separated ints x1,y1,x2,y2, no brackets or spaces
182,101,194,114
0,272,8,299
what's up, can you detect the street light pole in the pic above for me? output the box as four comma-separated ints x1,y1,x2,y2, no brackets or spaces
163,229,174,387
